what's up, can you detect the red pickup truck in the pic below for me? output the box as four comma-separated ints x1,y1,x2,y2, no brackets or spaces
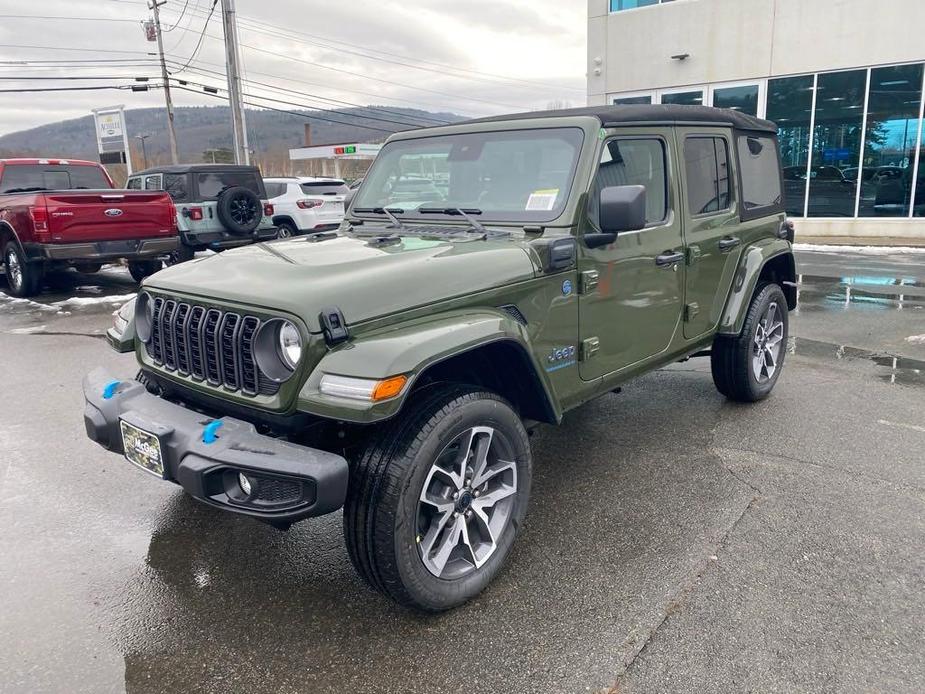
0,158,178,297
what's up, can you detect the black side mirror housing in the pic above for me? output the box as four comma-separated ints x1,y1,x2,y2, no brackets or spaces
600,184,647,234
585,185,647,249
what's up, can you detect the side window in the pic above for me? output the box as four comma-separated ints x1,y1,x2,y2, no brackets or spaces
684,137,731,215
264,182,286,198
163,174,188,202
590,138,668,228
737,135,783,213
126,177,142,190
144,175,162,191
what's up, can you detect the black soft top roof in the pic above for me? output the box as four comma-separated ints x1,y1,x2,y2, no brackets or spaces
132,163,262,176
462,104,778,134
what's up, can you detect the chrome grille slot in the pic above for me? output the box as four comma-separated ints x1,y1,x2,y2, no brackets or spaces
203,309,222,385
144,296,279,398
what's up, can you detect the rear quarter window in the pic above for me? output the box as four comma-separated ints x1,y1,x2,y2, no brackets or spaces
196,171,264,199
737,135,784,216
163,174,188,202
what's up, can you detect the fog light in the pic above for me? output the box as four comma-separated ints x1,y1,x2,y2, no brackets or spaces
238,472,254,496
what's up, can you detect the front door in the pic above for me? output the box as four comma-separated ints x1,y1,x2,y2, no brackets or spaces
579,132,686,381
676,128,743,339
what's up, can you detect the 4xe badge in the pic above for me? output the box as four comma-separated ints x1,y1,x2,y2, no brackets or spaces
562,279,573,296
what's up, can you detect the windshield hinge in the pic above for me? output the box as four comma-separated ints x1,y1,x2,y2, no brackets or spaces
319,306,350,346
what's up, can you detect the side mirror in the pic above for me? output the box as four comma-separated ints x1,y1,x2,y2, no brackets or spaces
586,185,647,248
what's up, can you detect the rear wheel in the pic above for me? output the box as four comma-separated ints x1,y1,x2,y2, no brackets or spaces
74,263,102,274
276,221,297,238
712,282,789,402
128,259,163,283
165,244,195,266
343,385,532,611
3,242,42,297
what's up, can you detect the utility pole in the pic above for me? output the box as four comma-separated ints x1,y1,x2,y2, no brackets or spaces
220,0,250,165
135,134,151,169
149,0,180,164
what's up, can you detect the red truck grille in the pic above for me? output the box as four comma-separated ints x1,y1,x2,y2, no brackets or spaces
146,297,277,397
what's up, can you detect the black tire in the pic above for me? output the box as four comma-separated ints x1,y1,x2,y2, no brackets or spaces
74,262,103,274
344,385,532,612
165,244,195,266
128,259,163,283
3,241,43,297
216,186,262,234
276,220,298,238
712,282,789,402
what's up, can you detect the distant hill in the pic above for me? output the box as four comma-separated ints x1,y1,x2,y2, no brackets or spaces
0,105,465,167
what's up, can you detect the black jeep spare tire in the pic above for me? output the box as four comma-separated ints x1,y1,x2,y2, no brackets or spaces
216,186,262,234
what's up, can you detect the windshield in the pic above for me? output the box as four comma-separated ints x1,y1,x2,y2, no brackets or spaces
0,164,110,192
353,127,585,222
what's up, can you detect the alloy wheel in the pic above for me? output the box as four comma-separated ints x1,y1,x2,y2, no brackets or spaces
752,301,784,383
6,250,22,292
416,426,518,579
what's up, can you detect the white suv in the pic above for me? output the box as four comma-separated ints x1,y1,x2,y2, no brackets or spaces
264,177,348,237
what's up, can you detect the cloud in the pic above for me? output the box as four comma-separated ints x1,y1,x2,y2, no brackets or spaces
0,0,587,136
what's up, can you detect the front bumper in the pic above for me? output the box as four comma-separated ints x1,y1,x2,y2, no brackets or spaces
82,367,349,524
24,237,178,262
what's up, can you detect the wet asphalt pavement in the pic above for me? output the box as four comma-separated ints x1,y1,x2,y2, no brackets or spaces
1,249,924,693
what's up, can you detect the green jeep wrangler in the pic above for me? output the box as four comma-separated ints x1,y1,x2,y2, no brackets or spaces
84,105,796,611
126,164,278,271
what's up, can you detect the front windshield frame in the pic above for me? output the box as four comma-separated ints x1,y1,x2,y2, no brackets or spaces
351,126,586,224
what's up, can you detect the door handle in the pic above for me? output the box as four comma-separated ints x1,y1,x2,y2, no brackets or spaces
655,250,685,267
718,236,741,251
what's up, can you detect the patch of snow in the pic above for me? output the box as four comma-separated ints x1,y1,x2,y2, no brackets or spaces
0,292,58,313
50,293,136,310
76,286,104,294
794,243,925,255
9,325,47,334
906,335,925,345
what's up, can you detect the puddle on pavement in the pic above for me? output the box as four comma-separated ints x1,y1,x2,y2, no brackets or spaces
789,336,925,387
797,274,925,312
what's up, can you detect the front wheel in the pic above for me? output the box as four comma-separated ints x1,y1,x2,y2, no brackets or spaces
343,386,532,611
711,282,789,402
276,221,297,238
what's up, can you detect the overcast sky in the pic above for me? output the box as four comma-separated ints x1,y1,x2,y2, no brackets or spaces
0,0,587,136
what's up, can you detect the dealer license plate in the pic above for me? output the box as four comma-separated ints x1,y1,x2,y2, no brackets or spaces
120,420,165,478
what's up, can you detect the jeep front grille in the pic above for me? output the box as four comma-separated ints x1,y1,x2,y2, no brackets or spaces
147,297,278,397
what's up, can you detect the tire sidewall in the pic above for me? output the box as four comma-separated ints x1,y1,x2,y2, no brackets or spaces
741,283,789,400
277,222,296,238
389,395,532,611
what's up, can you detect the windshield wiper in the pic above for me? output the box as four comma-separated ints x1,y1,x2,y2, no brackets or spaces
419,207,486,234
352,207,407,231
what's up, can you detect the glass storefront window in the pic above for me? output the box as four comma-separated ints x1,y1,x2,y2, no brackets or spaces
858,64,924,217
807,69,866,217
915,120,925,217
610,0,663,10
613,95,653,105
661,91,703,106
713,85,759,116
767,75,815,217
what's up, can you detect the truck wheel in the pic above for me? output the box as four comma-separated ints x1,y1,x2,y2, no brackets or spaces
3,241,42,297
128,259,163,283
711,282,789,402
344,386,532,611
165,244,195,266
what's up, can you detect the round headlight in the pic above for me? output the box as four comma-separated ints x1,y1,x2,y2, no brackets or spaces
278,321,302,370
135,292,153,343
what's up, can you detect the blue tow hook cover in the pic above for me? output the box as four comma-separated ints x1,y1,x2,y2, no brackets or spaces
102,380,121,400
202,420,224,445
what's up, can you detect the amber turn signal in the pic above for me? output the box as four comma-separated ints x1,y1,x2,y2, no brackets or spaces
371,375,408,402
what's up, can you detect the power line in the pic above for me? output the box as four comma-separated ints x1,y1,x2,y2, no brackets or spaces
0,14,142,23
164,2,585,94
0,84,153,93
162,0,192,32
169,0,217,74
0,43,154,56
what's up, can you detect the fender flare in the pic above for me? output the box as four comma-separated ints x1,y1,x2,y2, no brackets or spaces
297,308,560,424
0,220,25,256
718,238,795,336
271,215,298,230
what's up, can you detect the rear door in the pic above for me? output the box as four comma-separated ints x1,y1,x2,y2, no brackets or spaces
578,129,686,380
44,191,175,242
676,128,742,339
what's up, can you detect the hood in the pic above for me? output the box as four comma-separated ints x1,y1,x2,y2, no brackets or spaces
147,234,538,331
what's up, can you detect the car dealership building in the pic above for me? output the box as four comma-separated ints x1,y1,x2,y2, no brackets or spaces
588,0,925,244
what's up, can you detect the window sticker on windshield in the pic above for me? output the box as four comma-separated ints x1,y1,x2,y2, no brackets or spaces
526,189,559,211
